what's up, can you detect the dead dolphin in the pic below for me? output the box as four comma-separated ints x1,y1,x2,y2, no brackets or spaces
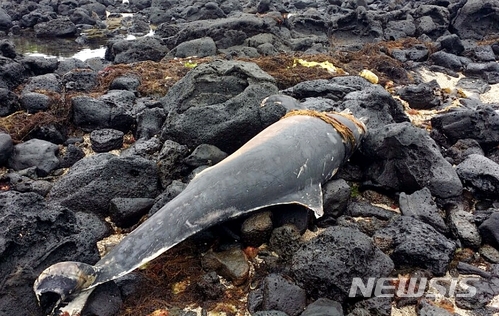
34,109,366,315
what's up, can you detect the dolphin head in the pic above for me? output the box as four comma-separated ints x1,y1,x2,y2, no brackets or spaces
33,261,97,313
325,111,367,157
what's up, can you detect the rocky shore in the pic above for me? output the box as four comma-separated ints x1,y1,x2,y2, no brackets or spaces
1,0,499,315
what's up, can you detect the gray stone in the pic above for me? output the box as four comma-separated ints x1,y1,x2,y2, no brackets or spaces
171,14,267,49
109,197,155,228
474,45,496,62
384,18,416,41
339,84,409,130
480,244,499,263
454,276,499,310
479,212,499,248
350,297,392,316
292,226,394,302
451,0,499,40
399,187,447,234
373,216,456,276
0,57,27,89
201,247,249,286
8,139,59,176
257,42,279,56
456,154,499,197
58,144,85,168
448,206,481,249
70,8,98,26
429,51,463,71
121,137,163,159
446,139,484,165
22,73,62,94
345,200,397,221
157,140,189,188
0,132,13,165
272,205,310,234
135,107,166,140
301,298,344,316
62,69,99,91
110,76,141,92
241,211,273,247
269,224,301,262
48,154,159,215
397,81,440,110
170,37,217,58
195,272,225,300
363,122,463,199
413,5,449,39
184,144,228,167
0,8,13,31
431,106,499,147
417,298,455,316
56,58,89,76
322,179,350,218
260,274,306,316
464,62,499,84
20,92,51,113
456,262,491,279
439,34,464,55
3,172,53,197
283,76,371,103
149,180,187,216
456,78,490,94
90,128,124,152
34,17,76,37
107,37,169,64
253,312,289,316
160,60,279,153
0,88,19,116
72,94,134,132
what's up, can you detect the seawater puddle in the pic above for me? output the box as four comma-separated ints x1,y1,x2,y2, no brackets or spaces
4,8,154,61
6,32,107,61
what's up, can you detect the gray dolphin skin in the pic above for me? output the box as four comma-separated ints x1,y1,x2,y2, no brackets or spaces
34,110,366,315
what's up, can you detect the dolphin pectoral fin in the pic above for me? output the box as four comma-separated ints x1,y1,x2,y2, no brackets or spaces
272,182,324,218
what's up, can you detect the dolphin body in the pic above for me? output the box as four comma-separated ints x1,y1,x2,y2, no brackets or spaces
34,110,366,315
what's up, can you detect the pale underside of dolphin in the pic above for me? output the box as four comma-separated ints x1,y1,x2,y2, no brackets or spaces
34,110,366,315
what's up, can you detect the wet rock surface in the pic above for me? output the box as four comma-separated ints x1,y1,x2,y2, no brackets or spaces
1,0,499,315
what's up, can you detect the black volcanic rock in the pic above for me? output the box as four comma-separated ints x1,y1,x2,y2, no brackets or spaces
291,226,394,302
0,191,106,316
160,60,279,153
431,106,499,147
33,17,76,37
451,0,499,40
362,122,463,199
373,216,456,276
48,154,160,215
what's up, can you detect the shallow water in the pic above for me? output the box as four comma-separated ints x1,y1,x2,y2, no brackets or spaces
4,31,106,61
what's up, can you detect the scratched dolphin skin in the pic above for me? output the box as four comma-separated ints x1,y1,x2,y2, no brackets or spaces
34,110,366,315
